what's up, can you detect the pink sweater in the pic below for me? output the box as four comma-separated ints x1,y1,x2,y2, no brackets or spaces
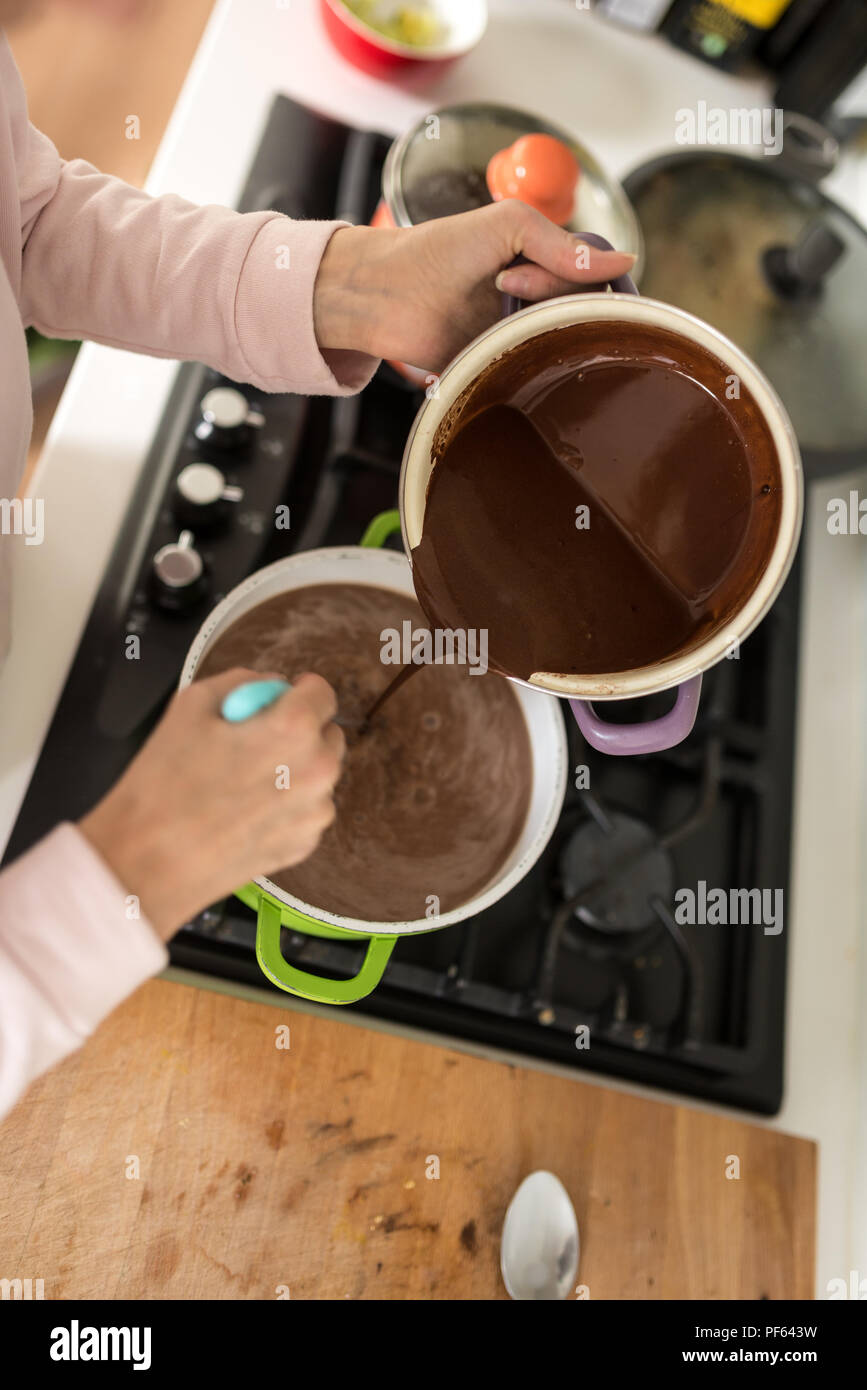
0,34,378,1119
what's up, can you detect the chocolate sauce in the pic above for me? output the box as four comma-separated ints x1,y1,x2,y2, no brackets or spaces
361,659,422,729
195,583,532,923
412,322,783,678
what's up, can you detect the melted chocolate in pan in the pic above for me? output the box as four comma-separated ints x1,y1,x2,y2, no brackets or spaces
412,322,783,678
195,584,533,923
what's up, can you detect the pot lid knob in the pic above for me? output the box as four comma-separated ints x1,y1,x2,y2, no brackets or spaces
486,134,579,226
762,221,846,300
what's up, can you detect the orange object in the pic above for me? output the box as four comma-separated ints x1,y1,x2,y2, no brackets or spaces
371,197,395,229
486,133,580,225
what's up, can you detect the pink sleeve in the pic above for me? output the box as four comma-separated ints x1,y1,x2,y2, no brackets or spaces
0,43,380,1118
0,824,168,1119
7,50,378,394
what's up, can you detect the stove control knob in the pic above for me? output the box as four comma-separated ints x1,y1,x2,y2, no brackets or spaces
194,387,264,448
173,462,243,528
151,530,208,611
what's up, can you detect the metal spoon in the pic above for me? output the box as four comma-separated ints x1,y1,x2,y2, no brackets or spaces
500,1170,580,1300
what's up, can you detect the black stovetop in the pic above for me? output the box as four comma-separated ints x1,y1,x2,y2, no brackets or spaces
3,95,800,1114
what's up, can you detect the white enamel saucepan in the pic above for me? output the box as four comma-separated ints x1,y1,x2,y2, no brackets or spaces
178,516,568,1005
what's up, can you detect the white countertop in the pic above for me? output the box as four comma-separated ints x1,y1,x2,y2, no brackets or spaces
2,0,865,1297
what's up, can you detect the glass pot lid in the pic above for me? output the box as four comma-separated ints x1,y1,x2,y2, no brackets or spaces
382,101,643,269
623,151,867,457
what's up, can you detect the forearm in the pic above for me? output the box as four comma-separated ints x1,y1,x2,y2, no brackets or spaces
0,825,167,1119
20,158,380,396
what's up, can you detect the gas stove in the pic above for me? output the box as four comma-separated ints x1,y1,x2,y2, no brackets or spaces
3,95,800,1114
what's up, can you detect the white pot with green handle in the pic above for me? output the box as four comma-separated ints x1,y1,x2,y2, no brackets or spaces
178,512,569,1006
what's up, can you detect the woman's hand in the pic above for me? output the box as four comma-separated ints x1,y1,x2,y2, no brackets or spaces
79,669,345,942
313,199,635,373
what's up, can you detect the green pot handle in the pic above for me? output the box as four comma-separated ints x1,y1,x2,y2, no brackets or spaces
360,509,402,549
247,509,404,1005
255,897,396,1005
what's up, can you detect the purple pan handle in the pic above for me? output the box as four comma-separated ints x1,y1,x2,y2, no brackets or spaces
502,232,700,756
500,230,638,317
569,676,702,756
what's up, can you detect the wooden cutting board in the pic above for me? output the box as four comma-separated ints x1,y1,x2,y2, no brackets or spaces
0,978,815,1299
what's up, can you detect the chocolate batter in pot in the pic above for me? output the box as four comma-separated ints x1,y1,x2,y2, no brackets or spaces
194,583,533,923
412,321,783,678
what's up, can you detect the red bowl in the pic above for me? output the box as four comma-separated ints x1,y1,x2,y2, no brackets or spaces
320,0,487,76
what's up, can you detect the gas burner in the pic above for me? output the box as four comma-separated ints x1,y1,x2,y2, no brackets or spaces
559,805,675,937
537,800,699,1046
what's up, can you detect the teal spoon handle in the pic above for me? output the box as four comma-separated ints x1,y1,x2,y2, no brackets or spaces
221,678,290,723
